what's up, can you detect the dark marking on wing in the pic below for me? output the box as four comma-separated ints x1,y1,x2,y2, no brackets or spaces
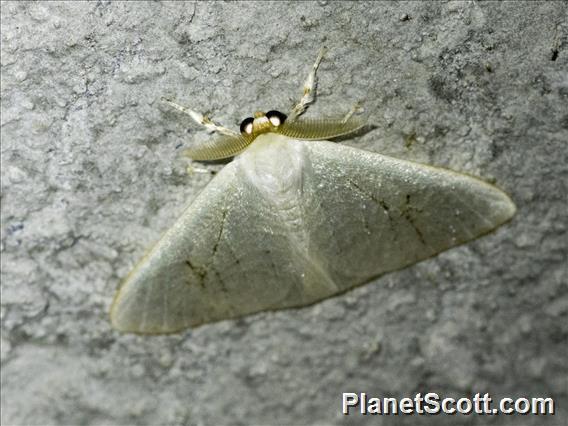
184,209,229,290
400,194,426,245
210,265,229,293
264,248,280,279
212,209,228,256
185,259,207,288
347,178,396,235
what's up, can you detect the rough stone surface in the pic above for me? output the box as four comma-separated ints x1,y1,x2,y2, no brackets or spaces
1,2,566,425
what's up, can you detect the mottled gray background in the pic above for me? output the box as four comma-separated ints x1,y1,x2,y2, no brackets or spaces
1,1,567,425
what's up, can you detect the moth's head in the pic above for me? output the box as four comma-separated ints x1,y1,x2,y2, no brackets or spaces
239,110,287,138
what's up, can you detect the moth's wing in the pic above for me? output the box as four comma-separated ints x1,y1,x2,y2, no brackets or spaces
110,163,250,334
276,116,364,140
183,133,253,161
111,136,516,334
111,153,336,334
298,140,516,289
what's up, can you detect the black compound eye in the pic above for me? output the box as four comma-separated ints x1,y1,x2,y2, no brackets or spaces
239,117,254,135
266,110,287,127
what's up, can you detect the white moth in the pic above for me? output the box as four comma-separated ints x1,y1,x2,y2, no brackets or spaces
110,48,516,334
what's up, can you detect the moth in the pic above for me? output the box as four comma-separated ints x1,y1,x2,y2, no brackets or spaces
110,48,516,334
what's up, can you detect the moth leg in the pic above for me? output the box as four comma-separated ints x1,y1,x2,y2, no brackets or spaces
342,102,364,124
162,98,239,137
289,46,327,121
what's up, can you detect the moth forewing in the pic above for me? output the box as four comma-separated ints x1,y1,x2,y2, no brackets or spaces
276,116,365,141
183,133,254,161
